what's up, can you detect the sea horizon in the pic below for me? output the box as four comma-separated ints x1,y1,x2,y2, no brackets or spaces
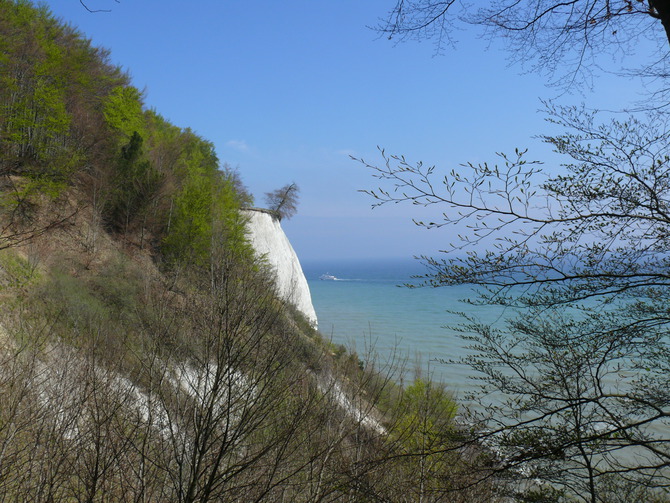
301,257,503,399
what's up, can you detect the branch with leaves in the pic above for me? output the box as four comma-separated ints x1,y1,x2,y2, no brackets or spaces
359,104,670,500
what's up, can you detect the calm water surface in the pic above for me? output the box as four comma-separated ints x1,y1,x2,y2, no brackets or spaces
303,259,669,466
302,258,508,398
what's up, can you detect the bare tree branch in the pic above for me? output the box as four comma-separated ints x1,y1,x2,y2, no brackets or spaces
79,0,119,14
376,1,670,91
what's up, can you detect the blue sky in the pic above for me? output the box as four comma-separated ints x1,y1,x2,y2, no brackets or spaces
42,1,652,261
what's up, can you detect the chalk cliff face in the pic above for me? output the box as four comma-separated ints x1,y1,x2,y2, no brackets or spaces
243,209,317,328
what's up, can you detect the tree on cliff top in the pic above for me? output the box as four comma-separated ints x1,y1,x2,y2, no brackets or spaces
264,183,300,221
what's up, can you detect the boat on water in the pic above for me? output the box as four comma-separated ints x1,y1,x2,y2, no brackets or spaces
319,273,337,281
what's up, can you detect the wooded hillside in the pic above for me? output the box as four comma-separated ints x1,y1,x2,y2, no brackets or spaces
0,2,499,501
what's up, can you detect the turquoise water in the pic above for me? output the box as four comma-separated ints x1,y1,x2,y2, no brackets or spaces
303,258,506,397
303,259,670,468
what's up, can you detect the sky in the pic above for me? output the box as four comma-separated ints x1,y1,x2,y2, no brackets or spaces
40,0,655,262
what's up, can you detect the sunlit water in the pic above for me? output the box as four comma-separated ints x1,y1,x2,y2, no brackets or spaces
303,258,509,400
304,258,669,464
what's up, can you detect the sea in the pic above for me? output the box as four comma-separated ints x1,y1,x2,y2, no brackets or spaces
303,258,669,469
302,257,509,400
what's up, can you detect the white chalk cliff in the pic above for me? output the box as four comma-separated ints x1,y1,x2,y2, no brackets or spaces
242,209,317,328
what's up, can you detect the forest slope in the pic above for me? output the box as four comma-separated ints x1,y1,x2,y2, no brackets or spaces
0,2,492,501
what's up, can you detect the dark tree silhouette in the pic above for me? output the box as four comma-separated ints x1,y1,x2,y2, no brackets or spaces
79,0,119,13
377,0,670,90
359,104,670,501
264,183,300,221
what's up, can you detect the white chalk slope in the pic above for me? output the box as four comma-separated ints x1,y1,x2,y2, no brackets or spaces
243,209,317,328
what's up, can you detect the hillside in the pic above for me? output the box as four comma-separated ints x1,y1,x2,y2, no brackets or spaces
0,2,499,502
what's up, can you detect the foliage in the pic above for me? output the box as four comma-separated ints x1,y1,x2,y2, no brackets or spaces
370,3,670,497
103,85,146,140
0,210,499,502
0,3,510,501
222,162,254,207
0,249,38,288
361,105,670,500
160,131,254,268
0,0,255,265
0,0,127,250
393,378,459,473
105,131,163,235
0,0,124,181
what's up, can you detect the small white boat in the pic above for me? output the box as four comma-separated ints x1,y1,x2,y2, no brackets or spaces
319,273,337,281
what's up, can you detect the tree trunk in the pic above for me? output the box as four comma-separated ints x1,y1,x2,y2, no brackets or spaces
650,0,670,46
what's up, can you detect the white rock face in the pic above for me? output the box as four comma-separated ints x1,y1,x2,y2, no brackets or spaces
243,209,317,328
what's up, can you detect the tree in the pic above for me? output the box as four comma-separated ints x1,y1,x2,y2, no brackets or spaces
264,183,300,221
369,2,670,498
105,131,163,236
359,104,670,500
0,0,130,253
222,163,254,207
377,0,670,91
